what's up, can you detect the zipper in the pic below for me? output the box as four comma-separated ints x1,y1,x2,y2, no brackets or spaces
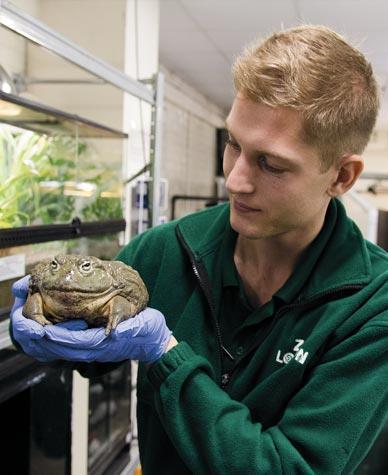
193,258,235,389
176,225,364,389
176,226,233,387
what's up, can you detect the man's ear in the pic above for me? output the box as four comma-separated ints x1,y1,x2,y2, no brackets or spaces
327,155,364,197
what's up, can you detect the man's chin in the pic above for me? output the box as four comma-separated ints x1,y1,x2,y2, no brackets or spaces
230,217,270,240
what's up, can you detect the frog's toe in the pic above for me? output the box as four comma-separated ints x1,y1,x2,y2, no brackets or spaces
35,316,52,326
105,314,124,335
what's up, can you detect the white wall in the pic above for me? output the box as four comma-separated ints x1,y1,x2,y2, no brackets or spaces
0,0,128,176
362,129,388,174
0,0,228,225
0,0,39,77
345,128,388,243
26,0,127,132
22,0,129,198
161,66,225,219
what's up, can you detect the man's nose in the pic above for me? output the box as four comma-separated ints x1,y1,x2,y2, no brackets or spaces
225,155,255,194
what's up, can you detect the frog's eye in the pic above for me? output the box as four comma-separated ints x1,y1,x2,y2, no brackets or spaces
51,260,59,270
80,261,92,272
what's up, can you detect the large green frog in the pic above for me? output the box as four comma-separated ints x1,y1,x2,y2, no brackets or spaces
23,254,149,335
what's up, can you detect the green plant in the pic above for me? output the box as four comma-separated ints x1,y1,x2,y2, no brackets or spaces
80,165,123,220
0,128,77,227
0,126,123,229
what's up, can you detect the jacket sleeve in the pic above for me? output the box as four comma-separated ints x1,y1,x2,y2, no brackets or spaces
147,320,388,474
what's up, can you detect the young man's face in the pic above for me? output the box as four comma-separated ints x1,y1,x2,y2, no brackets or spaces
224,94,338,241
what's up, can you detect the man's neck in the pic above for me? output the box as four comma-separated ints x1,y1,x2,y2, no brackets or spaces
234,215,325,306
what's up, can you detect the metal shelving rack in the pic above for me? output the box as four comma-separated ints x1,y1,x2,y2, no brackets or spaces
0,89,129,137
0,0,164,230
0,2,164,474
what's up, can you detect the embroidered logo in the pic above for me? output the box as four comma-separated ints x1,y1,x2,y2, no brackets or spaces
276,339,309,365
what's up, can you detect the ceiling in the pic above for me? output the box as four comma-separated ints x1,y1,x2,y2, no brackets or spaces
159,0,388,126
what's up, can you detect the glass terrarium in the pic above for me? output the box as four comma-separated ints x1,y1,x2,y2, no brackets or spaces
0,126,124,230
0,91,128,349
0,3,158,473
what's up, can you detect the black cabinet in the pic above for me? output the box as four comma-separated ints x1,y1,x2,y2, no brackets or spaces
88,362,131,475
0,348,131,474
0,348,72,474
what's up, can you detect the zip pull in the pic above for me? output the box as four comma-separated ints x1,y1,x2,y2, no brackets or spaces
221,345,235,361
221,373,230,388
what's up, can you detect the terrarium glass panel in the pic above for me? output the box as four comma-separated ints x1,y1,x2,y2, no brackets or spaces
0,234,123,352
0,124,124,229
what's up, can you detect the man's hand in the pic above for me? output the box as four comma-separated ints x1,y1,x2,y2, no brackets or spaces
41,308,173,363
10,275,91,362
11,275,45,349
10,277,173,364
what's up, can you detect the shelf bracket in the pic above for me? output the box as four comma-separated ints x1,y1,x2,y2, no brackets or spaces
0,0,155,104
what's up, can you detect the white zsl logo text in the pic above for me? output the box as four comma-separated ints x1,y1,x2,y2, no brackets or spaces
276,339,309,365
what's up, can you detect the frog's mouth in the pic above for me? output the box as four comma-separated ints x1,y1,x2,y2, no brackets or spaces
42,287,120,310
43,285,115,294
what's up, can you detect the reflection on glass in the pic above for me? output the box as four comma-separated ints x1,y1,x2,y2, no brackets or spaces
29,370,72,474
0,366,72,475
0,235,122,340
0,125,123,229
88,362,131,472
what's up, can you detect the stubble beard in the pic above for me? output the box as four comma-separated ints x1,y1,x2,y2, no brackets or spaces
230,207,302,242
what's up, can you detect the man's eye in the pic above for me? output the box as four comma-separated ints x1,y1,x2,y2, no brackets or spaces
225,138,240,152
257,155,285,175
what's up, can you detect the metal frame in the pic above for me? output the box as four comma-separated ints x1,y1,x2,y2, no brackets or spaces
0,5,165,475
0,90,128,138
149,72,165,227
0,0,164,232
0,218,126,249
0,0,154,104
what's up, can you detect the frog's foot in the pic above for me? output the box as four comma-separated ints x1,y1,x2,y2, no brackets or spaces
105,314,122,335
31,315,52,326
105,297,137,335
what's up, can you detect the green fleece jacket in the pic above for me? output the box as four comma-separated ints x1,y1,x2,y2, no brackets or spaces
113,198,388,474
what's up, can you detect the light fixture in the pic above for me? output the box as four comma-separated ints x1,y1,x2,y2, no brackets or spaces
64,181,96,197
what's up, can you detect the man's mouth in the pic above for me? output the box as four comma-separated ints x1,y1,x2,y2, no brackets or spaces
233,198,261,213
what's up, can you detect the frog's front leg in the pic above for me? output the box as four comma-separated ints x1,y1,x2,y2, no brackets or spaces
22,293,52,326
105,295,137,336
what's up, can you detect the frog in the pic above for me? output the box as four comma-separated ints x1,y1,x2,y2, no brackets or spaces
22,254,149,335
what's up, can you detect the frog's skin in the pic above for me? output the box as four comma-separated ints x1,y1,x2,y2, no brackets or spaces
23,254,149,335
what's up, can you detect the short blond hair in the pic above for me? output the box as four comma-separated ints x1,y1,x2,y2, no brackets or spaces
232,25,380,169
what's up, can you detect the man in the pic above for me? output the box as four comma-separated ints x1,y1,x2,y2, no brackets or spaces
11,25,388,473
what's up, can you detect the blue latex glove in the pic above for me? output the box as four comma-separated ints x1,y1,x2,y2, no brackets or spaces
40,308,173,363
11,276,172,363
10,275,87,362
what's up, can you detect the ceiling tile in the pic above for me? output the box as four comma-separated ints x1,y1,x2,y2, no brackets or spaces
349,31,388,57
179,0,298,32
206,30,268,58
160,29,218,53
160,49,229,71
160,0,198,31
160,0,388,118
298,0,388,32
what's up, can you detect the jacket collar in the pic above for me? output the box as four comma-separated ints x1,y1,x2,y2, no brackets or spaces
176,199,372,300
